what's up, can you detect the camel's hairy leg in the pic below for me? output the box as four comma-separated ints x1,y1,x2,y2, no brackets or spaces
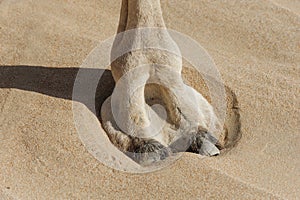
150,71,222,156
102,97,171,163
126,0,166,29
101,96,134,152
102,0,223,165
117,0,128,33
149,65,221,134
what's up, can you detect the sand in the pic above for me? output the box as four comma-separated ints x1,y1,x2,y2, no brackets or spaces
0,0,299,199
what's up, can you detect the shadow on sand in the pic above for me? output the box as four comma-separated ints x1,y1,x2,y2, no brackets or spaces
0,65,115,119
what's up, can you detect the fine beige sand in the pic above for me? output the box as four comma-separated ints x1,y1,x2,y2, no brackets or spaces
0,0,299,199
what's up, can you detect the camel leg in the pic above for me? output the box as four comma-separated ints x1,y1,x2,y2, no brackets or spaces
102,0,222,165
